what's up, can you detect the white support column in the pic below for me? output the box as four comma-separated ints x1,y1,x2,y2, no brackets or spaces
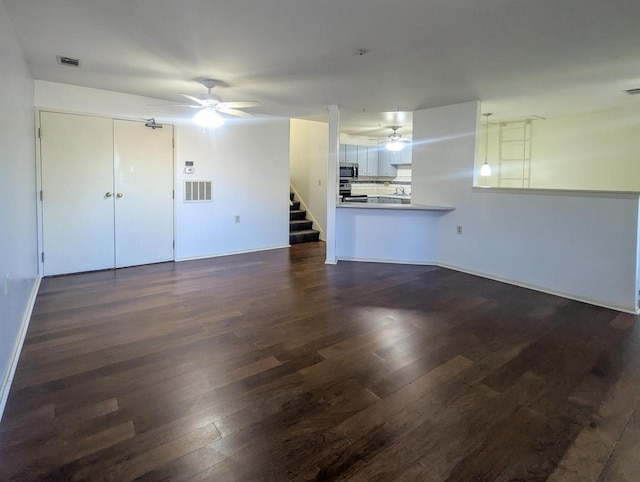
325,105,339,264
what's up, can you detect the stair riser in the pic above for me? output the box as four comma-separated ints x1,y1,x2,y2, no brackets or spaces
290,201,301,210
290,221,313,232
290,232,320,244
290,211,306,221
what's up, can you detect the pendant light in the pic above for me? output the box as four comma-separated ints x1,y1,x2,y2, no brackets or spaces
480,113,492,177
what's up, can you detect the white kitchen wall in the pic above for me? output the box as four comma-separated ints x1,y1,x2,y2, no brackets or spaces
290,119,328,240
34,80,291,260
413,101,639,313
476,101,640,191
0,0,39,418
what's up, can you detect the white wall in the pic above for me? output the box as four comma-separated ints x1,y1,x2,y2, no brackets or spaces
34,80,291,261
290,119,328,239
176,120,290,259
0,0,39,417
413,101,639,313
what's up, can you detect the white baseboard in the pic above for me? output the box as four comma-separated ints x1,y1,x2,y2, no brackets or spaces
175,244,290,262
0,276,41,422
438,262,639,315
334,256,637,314
337,256,437,266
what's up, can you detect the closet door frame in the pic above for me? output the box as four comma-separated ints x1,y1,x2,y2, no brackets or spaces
35,109,176,276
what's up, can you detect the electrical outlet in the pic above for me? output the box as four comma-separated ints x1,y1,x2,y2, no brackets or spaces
235,215,240,223
456,226,463,235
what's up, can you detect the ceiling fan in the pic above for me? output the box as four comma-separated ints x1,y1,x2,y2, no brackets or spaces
374,126,412,152
173,79,260,127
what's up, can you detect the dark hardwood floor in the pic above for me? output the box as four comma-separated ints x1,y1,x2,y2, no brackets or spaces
1,241,639,481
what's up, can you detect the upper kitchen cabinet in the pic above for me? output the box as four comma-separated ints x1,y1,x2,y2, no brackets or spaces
357,145,381,177
390,146,412,166
377,148,397,177
340,143,379,176
356,145,369,176
366,146,379,176
344,144,358,164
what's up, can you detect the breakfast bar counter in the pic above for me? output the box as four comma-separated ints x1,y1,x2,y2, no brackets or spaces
338,202,455,212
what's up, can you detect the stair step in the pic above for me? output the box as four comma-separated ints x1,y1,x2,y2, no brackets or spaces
290,201,300,210
290,209,306,221
290,229,320,244
290,219,313,232
290,192,295,201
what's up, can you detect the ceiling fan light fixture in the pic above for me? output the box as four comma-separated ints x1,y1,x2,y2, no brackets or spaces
193,107,224,128
385,140,404,152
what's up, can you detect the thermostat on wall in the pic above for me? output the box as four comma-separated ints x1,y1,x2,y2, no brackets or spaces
184,160,195,174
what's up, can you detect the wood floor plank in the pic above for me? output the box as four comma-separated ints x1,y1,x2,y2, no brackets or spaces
1,241,637,480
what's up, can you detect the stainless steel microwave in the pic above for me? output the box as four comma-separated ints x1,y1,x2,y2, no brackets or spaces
339,163,358,180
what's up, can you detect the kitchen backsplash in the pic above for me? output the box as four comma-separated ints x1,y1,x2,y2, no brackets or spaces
351,182,411,196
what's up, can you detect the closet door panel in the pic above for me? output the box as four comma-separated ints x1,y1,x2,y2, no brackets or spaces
113,120,174,268
40,112,115,276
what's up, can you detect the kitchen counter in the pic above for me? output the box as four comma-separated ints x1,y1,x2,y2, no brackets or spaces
338,202,455,211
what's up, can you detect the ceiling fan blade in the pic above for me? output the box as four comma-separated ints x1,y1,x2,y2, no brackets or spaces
217,107,256,118
400,138,412,143
180,94,208,106
217,101,260,109
147,103,202,108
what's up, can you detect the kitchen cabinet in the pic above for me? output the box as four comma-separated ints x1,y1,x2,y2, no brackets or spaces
377,148,397,177
366,146,379,176
340,143,379,176
390,146,412,166
339,144,346,163
344,144,358,164
356,145,371,176
367,196,402,204
357,145,379,177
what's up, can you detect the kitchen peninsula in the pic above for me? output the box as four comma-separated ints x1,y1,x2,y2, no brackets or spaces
337,202,454,211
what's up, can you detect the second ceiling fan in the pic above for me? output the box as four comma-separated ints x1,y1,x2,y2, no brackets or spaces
373,126,412,152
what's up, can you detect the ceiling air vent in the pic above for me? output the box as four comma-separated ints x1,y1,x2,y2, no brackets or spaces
623,87,640,95
56,55,80,67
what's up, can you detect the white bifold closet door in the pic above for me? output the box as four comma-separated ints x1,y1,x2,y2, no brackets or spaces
113,119,174,268
40,112,174,276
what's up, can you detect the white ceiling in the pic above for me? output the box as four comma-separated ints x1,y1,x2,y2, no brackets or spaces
5,0,640,136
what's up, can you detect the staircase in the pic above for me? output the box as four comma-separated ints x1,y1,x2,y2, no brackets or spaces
289,193,320,244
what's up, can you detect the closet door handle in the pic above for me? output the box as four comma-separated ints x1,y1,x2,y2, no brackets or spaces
116,193,123,198
105,192,113,198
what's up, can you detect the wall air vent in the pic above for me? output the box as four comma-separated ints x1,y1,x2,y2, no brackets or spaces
623,88,640,95
184,180,212,202
56,55,80,67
